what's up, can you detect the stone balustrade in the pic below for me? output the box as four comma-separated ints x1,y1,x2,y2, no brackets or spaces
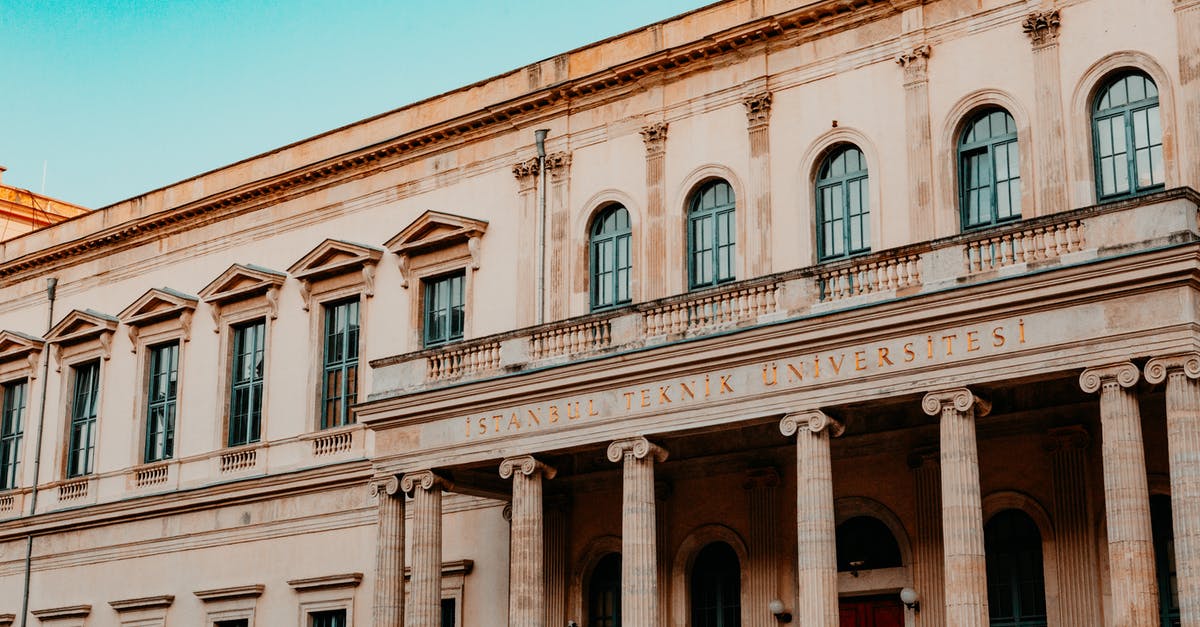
531,319,612,360
964,216,1085,273
816,251,922,302
427,340,502,381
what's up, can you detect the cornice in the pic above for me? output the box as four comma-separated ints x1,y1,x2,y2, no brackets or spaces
287,572,363,591
194,584,264,602
109,595,174,612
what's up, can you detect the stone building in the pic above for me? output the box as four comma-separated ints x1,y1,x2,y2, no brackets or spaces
0,0,1198,626
0,167,89,242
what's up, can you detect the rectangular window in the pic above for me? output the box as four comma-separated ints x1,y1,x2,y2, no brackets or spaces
309,609,346,627
321,300,359,429
144,342,179,462
214,621,248,627
423,272,465,348
67,361,100,478
229,320,265,447
0,380,27,490
441,598,456,627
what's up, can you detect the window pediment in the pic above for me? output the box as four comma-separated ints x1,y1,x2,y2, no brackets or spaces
200,264,286,328
46,309,118,370
288,239,383,308
0,330,45,367
385,211,488,288
119,288,198,348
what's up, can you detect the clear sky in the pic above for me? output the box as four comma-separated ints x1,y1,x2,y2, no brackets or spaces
2,0,704,208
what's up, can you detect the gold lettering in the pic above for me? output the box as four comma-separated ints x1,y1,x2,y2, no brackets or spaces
926,336,934,359
878,347,894,366
903,343,916,362
478,417,488,435
992,326,1006,347
567,402,581,420
550,405,562,422
624,391,635,411
942,334,957,356
762,363,778,386
640,389,651,408
465,417,471,438
679,382,695,400
588,399,599,416
787,362,804,382
854,350,867,371
705,375,711,397
493,415,502,433
1019,319,1026,343
658,387,672,404
508,412,521,430
966,331,980,352
527,408,541,427
828,354,845,375
720,375,734,393
813,356,821,378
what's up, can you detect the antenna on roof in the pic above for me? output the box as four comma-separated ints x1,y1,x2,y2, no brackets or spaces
41,160,47,195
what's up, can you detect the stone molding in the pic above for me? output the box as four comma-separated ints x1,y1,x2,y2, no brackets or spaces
287,572,363,591
400,469,452,494
896,44,931,84
780,409,845,437
606,436,668,463
45,308,118,371
499,455,557,479
369,474,402,498
287,238,383,308
1022,9,1061,47
385,210,488,288
108,595,174,611
921,387,991,417
193,585,265,601
118,287,199,349
0,613,12,627
0,329,45,376
1144,353,1200,383
743,92,773,127
402,558,475,580
639,122,669,156
1079,362,1140,393
30,605,91,620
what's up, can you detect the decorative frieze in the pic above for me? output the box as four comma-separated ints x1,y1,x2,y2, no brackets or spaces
1022,10,1061,47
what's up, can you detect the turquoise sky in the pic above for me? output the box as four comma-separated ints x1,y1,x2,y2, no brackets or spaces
1,1,703,208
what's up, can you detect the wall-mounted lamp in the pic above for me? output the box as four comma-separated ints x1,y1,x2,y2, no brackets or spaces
900,587,920,612
768,599,793,623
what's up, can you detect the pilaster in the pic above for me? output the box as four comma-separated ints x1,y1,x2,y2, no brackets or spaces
743,92,773,276
500,456,556,627
640,123,669,300
897,44,934,240
908,448,945,627
512,159,540,327
922,388,990,627
545,153,572,321
607,436,668,627
370,475,404,627
1176,0,1200,190
780,411,843,627
1146,354,1200,625
401,470,452,627
1080,363,1159,626
1044,426,1103,626
744,467,781,627
545,495,570,627
1022,9,1068,215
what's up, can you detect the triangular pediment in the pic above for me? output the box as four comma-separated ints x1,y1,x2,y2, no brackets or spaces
119,288,198,327
45,309,118,345
385,210,488,256
0,330,45,363
287,239,383,283
199,264,287,305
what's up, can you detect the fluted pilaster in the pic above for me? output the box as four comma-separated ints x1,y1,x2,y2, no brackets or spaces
908,449,945,627
501,456,557,627
545,153,572,321
1147,355,1200,625
922,388,990,627
781,411,843,627
371,475,405,627
1176,0,1200,190
512,159,540,326
897,45,934,240
402,470,451,627
544,496,569,627
1045,426,1103,626
1022,10,1068,214
743,93,773,275
640,123,668,299
1081,363,1159,626
745,468,781,627
607,436,668,627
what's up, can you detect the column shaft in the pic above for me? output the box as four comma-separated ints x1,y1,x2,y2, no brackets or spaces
544,499,569,627
641,124,668,300
1046,428,1103,626
796,428,838,626
898,46,934,241
404,472,446,627
372,478,404,627
745,469,781,627
502,456,555,627
1166,371,1200,625
910,452,946,627
608,437,667,627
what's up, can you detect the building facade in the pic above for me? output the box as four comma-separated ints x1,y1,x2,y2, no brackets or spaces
0,167,89,242
1,0,1199,626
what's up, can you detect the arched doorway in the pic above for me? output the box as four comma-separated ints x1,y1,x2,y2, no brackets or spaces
587,552,621,627
985,509,1047,627
690,541,741,627
836,515,905,627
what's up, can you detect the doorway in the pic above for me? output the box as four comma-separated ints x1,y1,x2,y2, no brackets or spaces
838,595,904,627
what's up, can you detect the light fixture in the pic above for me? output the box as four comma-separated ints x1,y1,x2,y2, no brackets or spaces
900,587,920,611
768,599,793,623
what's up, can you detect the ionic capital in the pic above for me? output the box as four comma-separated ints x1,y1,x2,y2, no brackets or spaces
780,410,845,437
639,122,669,155
743,92,773,127
1079,362,1140,393
1044,425,1091,454
606,436,668,463
1021,9,1061,47
1143,353,1200,384
743,467,781,490
400,470,452,495
896,44,931,84
921,388,991,417
499,455,557,480
369,474,402,499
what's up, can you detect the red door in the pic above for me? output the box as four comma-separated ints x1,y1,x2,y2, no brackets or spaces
838,595,905,627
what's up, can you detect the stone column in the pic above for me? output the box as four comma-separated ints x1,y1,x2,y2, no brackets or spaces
744,467,781,627
780,410,843,627
1045,426,1103,626
1022,10,1068,215
922,388,990,627
371,475,405,627
512,159,540,327
1080,363,1159,626
607,436,668,627
1146,354,1200,625
743,93,773,276
640,123,669,300
656,480,672,627
402,470,451,627
897,44,934,241
908,449,945,627
545,152,572,322
1176,0,1200,190
500,456,557,627
544,496,570,627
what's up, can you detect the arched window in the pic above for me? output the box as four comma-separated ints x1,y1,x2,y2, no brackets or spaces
985,509,1047,627
816,145,870,261
959,108,1021,229
1151,494,1181,626
835,516,903,573
590,205,632,311
688,180,736,290
588,552,621,627
690,541,740,627
1093,71,1163,200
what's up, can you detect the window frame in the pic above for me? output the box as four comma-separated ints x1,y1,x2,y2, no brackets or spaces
589,204,633,311
142,341,180,463
815,144,871,262
66,359,101,479
320,298,361,430
958,108,1022,230
1091,71,1165,201
228,319,267,447
422,271,466,348
984,509,1048,627
0,379,28,491
687,179,737,290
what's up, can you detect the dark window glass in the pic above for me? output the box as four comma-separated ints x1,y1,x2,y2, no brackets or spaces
985,509,1048,627
959,108,1021,229
441,598,456,627
688,180,736,289
322,300,360,429
588,552,622,627
590,205,633,310
691,541,740,627
423,272,465,347
1093,71,1163,200
143,342,179,462
67,361,100,477
816,145,870,261
836,516,903,572
1152,495,1181,626
215,621,249,627
0,380,27,490
310,609,346,627
229,320,265,446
